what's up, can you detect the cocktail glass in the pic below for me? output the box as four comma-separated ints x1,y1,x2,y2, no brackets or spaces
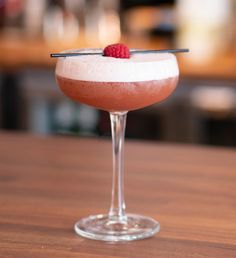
55,48,179,241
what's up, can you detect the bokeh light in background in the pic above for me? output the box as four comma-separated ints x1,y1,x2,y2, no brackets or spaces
0,0,236,147
177,0,234,62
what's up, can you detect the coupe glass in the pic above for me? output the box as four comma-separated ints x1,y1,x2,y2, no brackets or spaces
54,49,179,241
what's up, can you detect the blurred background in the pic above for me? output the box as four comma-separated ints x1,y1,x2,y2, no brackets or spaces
0,0,236,147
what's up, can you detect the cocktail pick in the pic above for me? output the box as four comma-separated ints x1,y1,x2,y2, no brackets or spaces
50,48,189,58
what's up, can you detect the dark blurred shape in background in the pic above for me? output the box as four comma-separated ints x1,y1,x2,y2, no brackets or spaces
0,0,236,147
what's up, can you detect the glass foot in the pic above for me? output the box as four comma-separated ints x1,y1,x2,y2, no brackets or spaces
74,214,160,241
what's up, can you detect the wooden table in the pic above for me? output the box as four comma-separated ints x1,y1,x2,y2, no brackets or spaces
0,132,235,257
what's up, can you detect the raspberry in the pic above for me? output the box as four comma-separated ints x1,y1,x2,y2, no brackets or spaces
103,43,130,59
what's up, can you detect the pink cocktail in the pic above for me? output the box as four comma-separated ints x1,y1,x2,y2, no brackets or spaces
55,48,179,241
56,50,178,112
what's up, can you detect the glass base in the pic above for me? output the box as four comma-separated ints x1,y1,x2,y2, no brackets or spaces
74,213,160,242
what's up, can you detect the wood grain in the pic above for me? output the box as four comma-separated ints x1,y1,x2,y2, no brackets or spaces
0,132,235,257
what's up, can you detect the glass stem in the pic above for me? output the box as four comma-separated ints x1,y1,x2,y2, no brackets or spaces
109,111,128,223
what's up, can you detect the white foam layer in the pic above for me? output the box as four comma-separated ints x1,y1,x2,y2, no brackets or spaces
56,48,179,82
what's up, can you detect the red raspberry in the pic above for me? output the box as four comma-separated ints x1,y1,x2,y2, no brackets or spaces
103,43,130,59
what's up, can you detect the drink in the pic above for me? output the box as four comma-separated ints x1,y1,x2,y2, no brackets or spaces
54,46,180,242
56,49,178,111
56,77,178,111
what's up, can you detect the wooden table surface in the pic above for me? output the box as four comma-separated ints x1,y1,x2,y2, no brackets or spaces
0,132,235,257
